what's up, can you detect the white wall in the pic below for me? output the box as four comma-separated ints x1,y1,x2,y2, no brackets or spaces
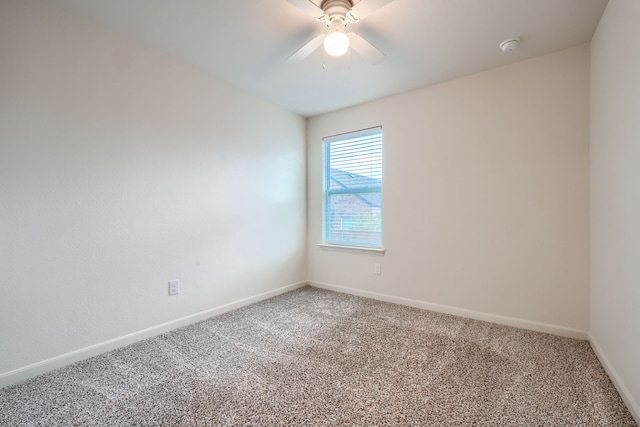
308,44,590,336
590,0,640,421
0,0,306,381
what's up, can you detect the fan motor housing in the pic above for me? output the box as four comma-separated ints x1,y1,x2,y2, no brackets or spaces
321,0,353,19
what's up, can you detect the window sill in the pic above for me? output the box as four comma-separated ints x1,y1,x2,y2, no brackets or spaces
317,243,386,255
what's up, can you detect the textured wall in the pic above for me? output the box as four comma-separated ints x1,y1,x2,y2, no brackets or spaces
0,0,306,377
590,0,640,420
308,44,590,333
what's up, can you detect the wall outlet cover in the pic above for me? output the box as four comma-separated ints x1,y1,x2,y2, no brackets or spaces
168,279,180,295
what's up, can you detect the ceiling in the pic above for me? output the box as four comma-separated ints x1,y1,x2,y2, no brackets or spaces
48,0,608,117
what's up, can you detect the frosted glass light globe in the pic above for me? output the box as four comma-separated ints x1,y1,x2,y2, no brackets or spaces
324,29,350,56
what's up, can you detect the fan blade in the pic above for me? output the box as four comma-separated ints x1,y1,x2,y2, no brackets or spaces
350,0,395,20
287,34,326,63
348,33,386,65
286,0,325,19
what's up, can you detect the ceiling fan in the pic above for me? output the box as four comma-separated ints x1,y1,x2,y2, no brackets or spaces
286,0,395,65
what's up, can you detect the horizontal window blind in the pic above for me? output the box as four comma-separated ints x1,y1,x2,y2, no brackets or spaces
323,127,383,247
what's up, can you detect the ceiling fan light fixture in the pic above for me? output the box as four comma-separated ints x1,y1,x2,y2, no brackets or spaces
286,0,390,64
324,28,350,56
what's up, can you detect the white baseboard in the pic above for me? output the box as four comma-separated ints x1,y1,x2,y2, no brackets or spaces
0,281,307,389
589,334,640,425
308,281,588,340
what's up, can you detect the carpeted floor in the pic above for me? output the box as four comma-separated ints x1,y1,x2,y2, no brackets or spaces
0,286,636,426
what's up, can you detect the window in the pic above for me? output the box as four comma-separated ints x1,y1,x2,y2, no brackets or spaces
323,127,383,248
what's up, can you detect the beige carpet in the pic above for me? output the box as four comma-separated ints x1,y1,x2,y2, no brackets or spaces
0,286,636,426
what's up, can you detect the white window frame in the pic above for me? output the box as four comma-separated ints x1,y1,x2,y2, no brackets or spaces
321,127,384,253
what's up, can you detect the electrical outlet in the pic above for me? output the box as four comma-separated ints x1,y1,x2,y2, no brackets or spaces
168,279,180,296
373,264,381,275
